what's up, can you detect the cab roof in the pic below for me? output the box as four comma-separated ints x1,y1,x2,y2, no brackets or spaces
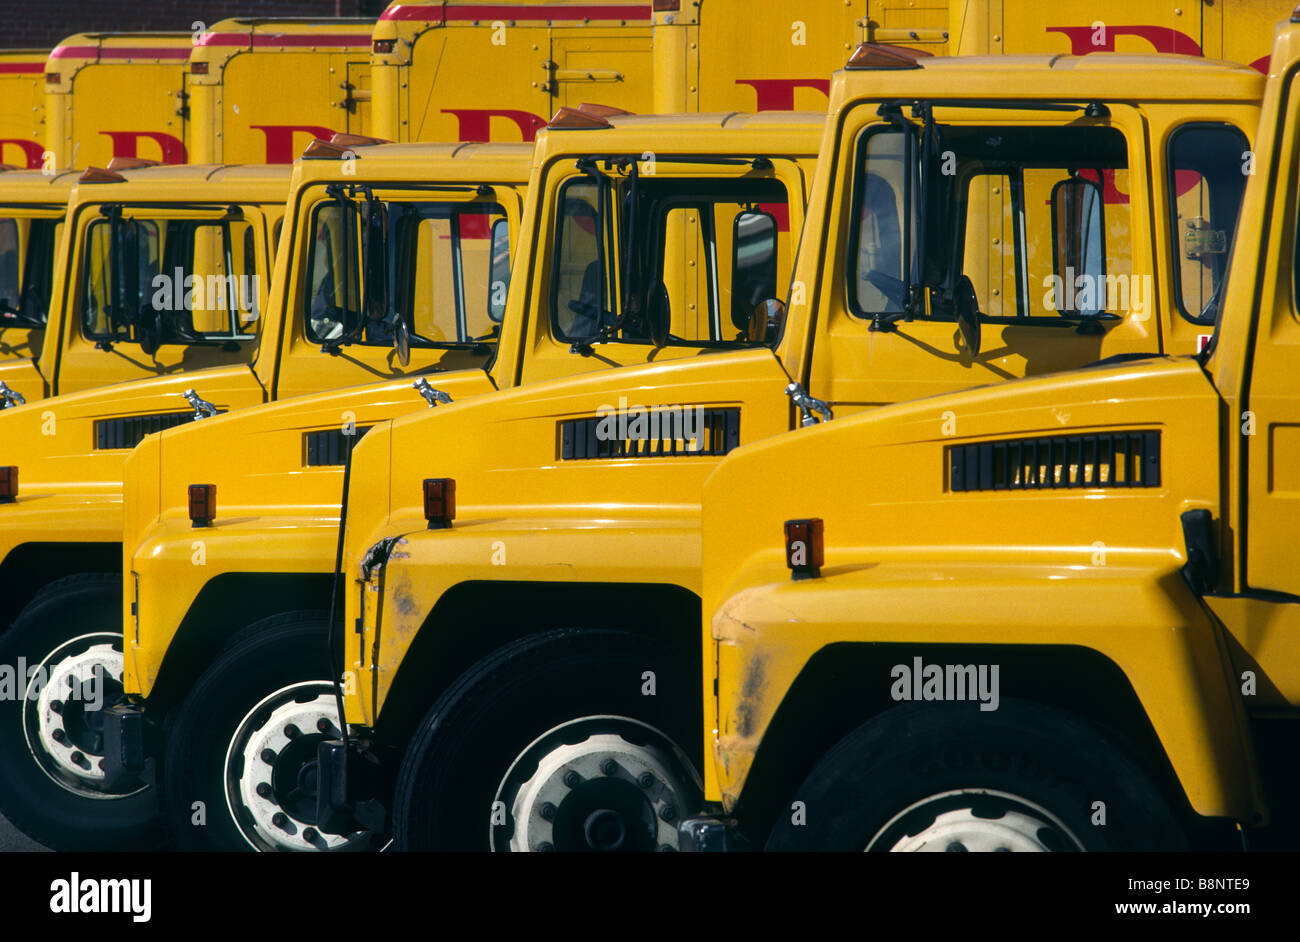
535,111,825,159
0,169,78,198
68,164,291,206
834,52,1265,107
292,141,534,185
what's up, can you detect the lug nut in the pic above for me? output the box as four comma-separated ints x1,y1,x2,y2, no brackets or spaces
256,782,273,799
271,812,289,830
71,751,87,767
50,701,63,714
534,842,555,852
600,759,618,776
303,828,319,843
659,804,676,822
637,772,654,789
539,802,557,821
317,718,333,733
260,748,277,764
51,729,67,743
946,842,967,852
563,771,582,788
284,724,300,739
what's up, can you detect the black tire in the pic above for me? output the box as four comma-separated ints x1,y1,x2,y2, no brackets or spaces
395,629,701,851
0,573,163,851
162,610,383,852
766,699,1187,852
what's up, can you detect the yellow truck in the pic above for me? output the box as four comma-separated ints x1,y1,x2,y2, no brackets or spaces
0,161,287,408
370,0,1289,144
186,17,376,164
688,11,1300,855
0,169,76,384
44,33,196,170
180,49,1260,853
0,50,48,169
0,136,540,850
112,110,819,852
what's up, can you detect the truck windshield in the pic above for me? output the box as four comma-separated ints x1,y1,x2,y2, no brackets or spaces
851,119,1134,325
304,197,506,349
552,165,792,349
81,214,260,348
0,216,62,329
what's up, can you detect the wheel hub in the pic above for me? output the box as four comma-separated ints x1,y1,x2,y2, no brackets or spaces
493,716,701,852
225,681,379,852
21,632,143,798
868,788,1086,852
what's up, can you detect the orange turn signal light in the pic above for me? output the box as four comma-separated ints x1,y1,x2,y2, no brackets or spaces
846,42,931,70
190,61,210,75
784,518,823,580
189,484,216,527
373,39,395,54
0,466,16,503
423,478,456,529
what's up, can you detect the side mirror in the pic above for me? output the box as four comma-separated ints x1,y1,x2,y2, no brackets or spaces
364,201,388,321
647,282,670,349
953,275,980,357
393,318,410,366
487,217,510,324
731,209,778,332
747,298,784,343
1050,173,1105,315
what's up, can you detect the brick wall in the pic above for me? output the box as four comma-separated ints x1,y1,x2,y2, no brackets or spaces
0,1,389,50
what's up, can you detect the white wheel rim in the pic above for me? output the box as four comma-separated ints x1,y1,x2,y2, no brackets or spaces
223,680,378,852
21,631,147,799
868,788,1086,852
491,715,701,852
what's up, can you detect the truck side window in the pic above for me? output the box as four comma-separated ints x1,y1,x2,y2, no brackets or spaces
1168,123,1250,324
0,219,18,315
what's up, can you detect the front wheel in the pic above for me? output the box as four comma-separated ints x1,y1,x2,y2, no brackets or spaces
766,700,1188,852
0,574,162,850
395,629,702,851
162,611,385,851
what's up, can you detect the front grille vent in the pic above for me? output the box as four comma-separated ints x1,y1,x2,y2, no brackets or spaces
94,412,194,450
304,426,373,466
559,407,740,460
948,431,1161,492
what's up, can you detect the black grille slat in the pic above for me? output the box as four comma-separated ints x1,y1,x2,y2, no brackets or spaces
948,431,1162,493
94,412,194,450
303,426,373,467
558,407,741,461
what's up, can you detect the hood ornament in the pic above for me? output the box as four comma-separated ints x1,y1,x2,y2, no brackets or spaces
0,381,26,409
182,389,218,420
413,378,453,409
785,382,832,427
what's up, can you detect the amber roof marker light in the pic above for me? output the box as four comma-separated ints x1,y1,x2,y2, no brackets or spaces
784,518,824,580
846,43,933,70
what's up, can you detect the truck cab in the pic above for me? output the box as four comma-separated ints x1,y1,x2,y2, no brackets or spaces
693,15,1300,852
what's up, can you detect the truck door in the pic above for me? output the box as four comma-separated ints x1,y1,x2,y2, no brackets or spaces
344,59,372,136
547,29,654,115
